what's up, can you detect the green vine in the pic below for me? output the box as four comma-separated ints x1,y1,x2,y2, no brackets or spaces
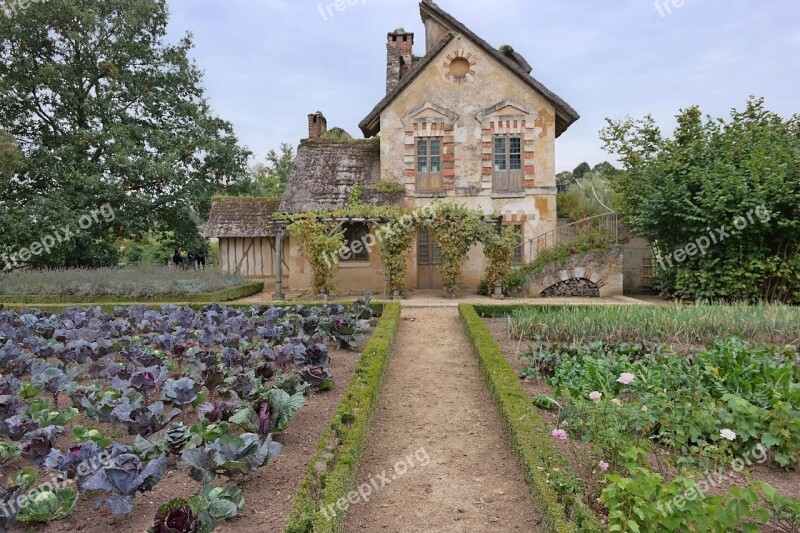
422,203,493,297
286,215,345,295
483,226,517,293
278,202,511,298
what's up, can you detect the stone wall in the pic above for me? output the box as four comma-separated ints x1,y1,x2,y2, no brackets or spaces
528,246,624,297
540,278,600,298
379,33,560,289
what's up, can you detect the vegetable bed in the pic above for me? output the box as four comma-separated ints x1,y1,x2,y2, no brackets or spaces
0,299,377,532
0,267,259,302
481,306,800,533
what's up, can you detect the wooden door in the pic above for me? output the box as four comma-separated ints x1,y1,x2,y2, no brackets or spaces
417,227,443,290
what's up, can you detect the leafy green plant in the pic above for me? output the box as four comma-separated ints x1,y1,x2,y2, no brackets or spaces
287,216,346,295
601,97,800,303
150,485,244,533
72,425,113,447
0,440,19,464
602,454,783,533
422,203,493,297
17,487,78,523
483,226,517,293
179,433,282,483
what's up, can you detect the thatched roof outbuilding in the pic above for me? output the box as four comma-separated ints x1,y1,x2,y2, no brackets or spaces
202,197,281,238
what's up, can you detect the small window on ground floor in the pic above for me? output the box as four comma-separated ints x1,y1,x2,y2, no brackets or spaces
342,222,370,262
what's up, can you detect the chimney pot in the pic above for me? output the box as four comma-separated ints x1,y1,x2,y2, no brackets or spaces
308,111,327,140
386,28,414,94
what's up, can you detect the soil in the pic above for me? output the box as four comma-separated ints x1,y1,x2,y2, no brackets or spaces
19,335,370,533
344,307,544,533
482,318,800,511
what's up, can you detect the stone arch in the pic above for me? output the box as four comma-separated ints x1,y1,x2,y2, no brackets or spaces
539,277,600,298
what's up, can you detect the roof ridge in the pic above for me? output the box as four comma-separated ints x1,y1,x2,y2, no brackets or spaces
359,1,579,138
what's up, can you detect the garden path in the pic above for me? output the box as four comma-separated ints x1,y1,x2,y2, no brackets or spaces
343,307,544,532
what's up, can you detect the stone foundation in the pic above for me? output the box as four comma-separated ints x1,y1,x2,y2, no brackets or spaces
527,246,624,297
540,277,600,298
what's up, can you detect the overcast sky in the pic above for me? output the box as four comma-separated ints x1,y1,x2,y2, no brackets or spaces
166,0,800,173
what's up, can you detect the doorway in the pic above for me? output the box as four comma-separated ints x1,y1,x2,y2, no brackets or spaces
417,227,443,290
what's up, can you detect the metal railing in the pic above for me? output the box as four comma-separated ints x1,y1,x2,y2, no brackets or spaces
518,212,619,263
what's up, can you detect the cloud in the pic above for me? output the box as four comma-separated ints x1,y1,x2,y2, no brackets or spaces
165,0,800,170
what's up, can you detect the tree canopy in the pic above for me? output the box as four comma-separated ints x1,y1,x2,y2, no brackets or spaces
231,143,295,199
0,0,250,268
602,97,800,302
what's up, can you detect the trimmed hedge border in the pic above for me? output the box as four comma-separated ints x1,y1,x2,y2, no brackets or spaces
0,299,387,315
0,281,265,305
459,304,603,533
284,302,401,533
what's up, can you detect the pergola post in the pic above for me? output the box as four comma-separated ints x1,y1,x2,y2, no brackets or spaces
273,229,285,301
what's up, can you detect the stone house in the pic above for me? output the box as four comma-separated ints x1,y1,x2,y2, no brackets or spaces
207,0,592,295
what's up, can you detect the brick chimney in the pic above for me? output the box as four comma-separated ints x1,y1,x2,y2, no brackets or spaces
386,28,414,94
308,111,327,139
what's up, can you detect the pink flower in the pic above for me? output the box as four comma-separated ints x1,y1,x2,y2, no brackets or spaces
611,399,623,406
617,373,636,385
551,429,568,441
598,461,610,472
589,391,603,402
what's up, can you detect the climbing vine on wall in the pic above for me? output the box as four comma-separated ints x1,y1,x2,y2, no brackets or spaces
422,203,493,297
482,226,517,293
279,201,514,298
286,214,345,295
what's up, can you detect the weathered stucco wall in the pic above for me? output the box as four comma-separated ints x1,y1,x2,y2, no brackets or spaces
379,33,559,290
285,231,387,294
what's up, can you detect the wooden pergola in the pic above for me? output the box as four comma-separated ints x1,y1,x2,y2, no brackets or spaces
266,214,503,300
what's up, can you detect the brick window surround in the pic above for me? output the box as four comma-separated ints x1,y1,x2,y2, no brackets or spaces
476,100,537,193
401,103,459,193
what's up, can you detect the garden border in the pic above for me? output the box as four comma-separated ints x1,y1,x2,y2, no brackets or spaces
0,281,264,304
459,304,603,533
0,299,387,315
283,302,401,533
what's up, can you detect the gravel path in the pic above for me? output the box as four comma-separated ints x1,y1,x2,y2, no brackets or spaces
343,307,543,532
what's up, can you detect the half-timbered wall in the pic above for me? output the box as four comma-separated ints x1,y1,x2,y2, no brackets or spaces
218,237,289,278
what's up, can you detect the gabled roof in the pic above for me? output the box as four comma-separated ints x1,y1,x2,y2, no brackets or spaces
203,197,281,238
359,0,580,138
279,138,404,213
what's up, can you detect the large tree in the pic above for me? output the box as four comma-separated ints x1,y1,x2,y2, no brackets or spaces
231,143,295,199
0,0,250,268
601,97,800,302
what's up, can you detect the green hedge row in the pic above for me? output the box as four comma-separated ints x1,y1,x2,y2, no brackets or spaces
1,299,387,316
284,302,401,533
459,304,603,533
0,281,265,304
